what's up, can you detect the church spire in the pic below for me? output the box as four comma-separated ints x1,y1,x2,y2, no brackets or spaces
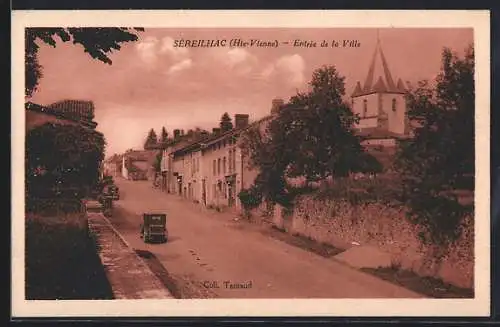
351,30,404,97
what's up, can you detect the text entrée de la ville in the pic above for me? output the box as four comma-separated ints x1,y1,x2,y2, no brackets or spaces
173,39,361,48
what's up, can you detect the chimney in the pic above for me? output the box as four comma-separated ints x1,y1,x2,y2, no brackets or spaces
173,129,181,139
212,127,221,135
271,98,285,115
234,114,249,129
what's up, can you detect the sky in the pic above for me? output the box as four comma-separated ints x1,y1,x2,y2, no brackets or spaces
28,28,473,157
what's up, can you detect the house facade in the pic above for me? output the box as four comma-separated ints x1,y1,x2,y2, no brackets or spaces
161,114,257,210
103,155,122,177
121,150,157,181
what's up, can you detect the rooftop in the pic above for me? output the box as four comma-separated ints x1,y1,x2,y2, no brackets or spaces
26,101,98,129
351,37,407,97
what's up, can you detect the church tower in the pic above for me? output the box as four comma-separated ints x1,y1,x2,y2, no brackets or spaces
351,33,408,136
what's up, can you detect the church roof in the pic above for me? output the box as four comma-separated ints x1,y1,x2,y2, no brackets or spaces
351,81,363,97
352,35,406,97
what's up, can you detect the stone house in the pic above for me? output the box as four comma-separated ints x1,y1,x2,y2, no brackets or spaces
161,114,253,210
122,150,157,181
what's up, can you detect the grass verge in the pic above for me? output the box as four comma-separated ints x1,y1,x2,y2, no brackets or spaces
263,225,346,258
25,216,114,300
361,266,474,298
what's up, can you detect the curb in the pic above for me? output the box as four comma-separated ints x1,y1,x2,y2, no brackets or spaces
86,206,173,299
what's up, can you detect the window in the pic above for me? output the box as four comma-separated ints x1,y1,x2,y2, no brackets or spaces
223,157,227,174
213,160,216,175
217,158,221,175
233,149,236,171
392,98,397,112
363,99,368,117
228,151,232,172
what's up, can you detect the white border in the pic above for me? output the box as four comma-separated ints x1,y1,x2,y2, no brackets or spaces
11,10,491,317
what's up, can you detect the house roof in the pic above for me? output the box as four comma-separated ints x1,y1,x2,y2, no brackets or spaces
105,154,123,164
171,110,301,157
47,99,96,121
171,116,273,157
26,101,98,129
124,150,155,162
351,38,407,97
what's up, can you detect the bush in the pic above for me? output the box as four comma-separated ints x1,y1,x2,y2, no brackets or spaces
238,186,263,215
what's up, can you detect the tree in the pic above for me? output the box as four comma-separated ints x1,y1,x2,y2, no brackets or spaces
26,123,106,198
153,151,163,173
240,65,382,208
395,45,474,247
159,127,169,144
25,27,144,97
219,112,233,132
144,128,158,150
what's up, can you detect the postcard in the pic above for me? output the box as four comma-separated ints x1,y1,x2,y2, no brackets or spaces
12,10,490,317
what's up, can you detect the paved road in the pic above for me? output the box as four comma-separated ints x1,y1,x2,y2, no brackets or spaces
109,177,423,299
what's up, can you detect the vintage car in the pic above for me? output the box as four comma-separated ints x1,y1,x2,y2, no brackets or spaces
98,194,113,217
101,183,120,200
140,213,168,243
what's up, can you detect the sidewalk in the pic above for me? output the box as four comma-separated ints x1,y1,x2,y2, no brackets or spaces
86,203,173,299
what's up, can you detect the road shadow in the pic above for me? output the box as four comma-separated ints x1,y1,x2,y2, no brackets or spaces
261,225,346,258
135,249,183,298
134,249,218,299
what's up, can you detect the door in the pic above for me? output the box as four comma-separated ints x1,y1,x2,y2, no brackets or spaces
228,184,234,207
202,179,207,206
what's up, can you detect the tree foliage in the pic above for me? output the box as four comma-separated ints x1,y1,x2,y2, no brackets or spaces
240,65,382,208
220,112,234,132
395,45,475,246
25,27,144,97
144,128,158,150
26,123,106,198
159,127,169,145
238,185,263,217
153,151,163,173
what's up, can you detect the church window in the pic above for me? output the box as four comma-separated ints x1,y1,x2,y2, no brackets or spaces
392,98,397,112
363,99,368,117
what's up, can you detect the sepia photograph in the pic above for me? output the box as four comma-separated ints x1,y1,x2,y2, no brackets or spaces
12,10,490,317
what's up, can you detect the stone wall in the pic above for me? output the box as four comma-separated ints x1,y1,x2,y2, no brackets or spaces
269,196,474,289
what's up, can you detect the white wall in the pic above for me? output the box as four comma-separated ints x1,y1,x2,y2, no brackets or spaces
380,93,407,135
122,157,128,179
352,93,380,129
202,139,239,208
